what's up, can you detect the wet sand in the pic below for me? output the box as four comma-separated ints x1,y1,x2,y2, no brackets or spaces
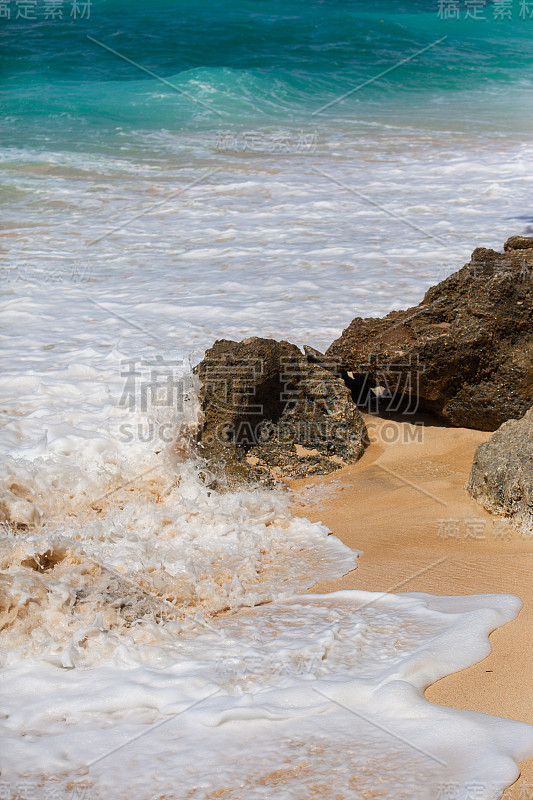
289,412,533,799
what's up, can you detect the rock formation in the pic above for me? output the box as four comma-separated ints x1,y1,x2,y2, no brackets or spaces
327,236,533,431
467,406,533,535
194,337,369,486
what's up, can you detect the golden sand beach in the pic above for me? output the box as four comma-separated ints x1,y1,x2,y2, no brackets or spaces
290,412,533,800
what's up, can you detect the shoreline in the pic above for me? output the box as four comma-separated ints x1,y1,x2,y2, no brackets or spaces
289,412,533,799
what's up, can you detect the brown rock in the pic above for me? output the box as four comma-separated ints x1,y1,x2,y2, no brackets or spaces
194,337,369,487
327,238,533,431
467,406,533,535
504,235,533,251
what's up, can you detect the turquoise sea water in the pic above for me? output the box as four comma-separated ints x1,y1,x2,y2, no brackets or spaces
2,0,533,148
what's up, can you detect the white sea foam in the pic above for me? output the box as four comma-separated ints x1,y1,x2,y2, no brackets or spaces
2,128,533,798
1,592,532,799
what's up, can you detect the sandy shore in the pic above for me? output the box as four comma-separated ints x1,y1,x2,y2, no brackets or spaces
289,412,533,799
